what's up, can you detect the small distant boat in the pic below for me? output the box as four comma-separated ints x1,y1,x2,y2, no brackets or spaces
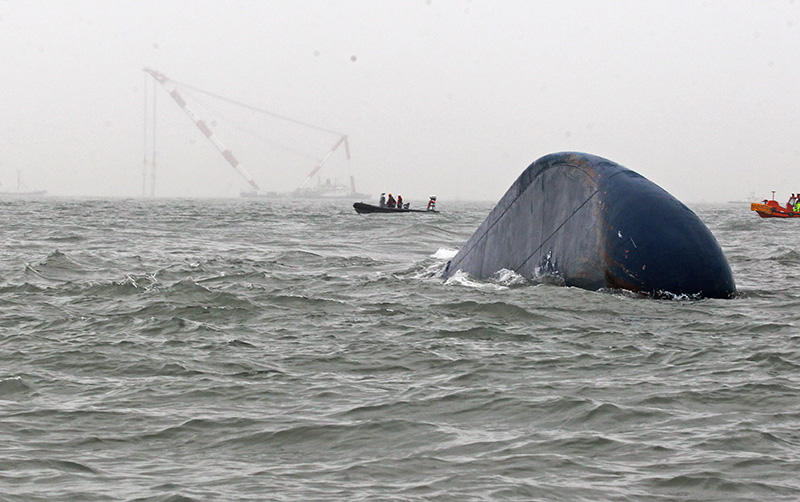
751,191,800,218
353,202,438,214
0,171,47,197
0,190,47,197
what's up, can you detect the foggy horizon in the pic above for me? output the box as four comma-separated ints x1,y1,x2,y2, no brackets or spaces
2,1,799,204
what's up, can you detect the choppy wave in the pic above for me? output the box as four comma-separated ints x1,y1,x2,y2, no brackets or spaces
430,247,458,260
1,199,799,501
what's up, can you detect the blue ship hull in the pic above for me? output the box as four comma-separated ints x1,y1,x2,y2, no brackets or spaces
444,152,735,299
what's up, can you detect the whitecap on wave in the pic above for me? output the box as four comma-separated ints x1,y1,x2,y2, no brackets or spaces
492,268,528,287
390,247,458,281
430,247,458,260
444,270,509,291
403,262,447,280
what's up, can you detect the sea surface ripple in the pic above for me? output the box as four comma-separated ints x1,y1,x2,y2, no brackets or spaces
1,197,798,501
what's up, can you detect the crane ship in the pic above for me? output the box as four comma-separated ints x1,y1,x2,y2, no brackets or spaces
143,68,367,199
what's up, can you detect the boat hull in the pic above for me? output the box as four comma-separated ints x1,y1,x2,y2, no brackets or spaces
0,190,47,197
241,191,371,200
750,202,800,218
353,202,438,214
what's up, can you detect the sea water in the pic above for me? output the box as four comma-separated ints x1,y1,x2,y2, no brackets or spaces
1,197,798,501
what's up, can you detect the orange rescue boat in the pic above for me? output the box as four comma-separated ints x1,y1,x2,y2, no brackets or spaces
751,191,800,218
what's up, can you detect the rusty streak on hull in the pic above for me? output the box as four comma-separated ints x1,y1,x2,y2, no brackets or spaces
444,152,736,299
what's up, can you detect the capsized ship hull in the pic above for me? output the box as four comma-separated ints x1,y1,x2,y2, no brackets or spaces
444,152,736,299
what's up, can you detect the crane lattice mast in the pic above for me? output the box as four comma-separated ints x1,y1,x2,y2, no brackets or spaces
296,135,351,191
143,68,260,191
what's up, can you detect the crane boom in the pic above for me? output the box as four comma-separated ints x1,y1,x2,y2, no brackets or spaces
296,135,350,191
143,68,260,191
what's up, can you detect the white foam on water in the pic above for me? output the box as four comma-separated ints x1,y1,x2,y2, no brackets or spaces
491,268,528,287
431,247,458,260
444,269,508,291
406,260,449,280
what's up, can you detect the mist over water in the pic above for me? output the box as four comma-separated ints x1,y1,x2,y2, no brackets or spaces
4,2,800,202
1,197,799,501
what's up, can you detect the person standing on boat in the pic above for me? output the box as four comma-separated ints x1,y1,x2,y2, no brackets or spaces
396,195,403,209
789,194,796,211
379,193,386,207
387,193,396,208
427,196,437,211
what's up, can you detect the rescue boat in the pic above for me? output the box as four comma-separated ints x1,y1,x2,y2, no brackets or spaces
353,202,438,214
750,192,800,218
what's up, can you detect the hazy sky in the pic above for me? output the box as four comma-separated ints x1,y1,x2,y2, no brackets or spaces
1,0,799,202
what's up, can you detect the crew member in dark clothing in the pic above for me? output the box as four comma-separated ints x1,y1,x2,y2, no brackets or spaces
387,193,396,208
